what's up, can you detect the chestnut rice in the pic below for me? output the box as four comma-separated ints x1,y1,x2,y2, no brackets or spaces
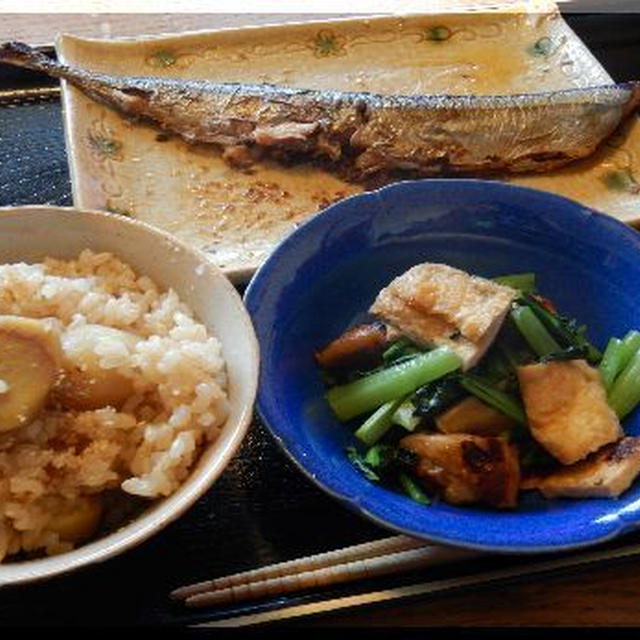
0,250,229,561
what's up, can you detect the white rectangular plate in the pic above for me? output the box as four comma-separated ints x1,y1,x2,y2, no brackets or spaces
57,3,640,282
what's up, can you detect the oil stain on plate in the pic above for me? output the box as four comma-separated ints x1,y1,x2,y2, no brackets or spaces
57,1,639,282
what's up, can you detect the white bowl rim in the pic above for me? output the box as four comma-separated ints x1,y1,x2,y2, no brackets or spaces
0,205,259,587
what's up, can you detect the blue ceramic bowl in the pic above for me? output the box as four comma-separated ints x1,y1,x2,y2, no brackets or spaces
244,179,640,553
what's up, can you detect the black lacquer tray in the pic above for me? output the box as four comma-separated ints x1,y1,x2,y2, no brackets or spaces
0,13,640,628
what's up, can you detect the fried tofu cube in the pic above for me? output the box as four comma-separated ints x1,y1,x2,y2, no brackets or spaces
435,396,516,437
399,433,520,508
370,263,516,371
522,437,640,499
314,322,387,372
517,359,622,465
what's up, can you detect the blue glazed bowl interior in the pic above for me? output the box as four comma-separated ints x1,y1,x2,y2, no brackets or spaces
245,179,640,553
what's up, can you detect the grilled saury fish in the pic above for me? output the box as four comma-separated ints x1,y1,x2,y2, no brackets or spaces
2,41,639,181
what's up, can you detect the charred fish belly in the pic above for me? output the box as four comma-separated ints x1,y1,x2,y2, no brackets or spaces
2,41,639,180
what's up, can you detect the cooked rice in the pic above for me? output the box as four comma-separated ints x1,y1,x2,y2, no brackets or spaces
0,249,228,561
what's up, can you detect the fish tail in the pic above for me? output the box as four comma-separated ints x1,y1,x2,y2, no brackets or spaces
0,41,66,76
0,41,132,108
625,81,640,118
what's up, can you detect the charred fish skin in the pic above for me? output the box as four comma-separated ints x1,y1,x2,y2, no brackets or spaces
352,87,640,176
0,41,364,162
2,41,639,180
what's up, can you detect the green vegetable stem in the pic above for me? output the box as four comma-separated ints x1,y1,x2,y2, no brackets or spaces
398,472,431,505
493,272,536,293
459,374,527,425
520,295,601,363
608,345,640,419
327,347,462,422
510,305,561,357
354,398,405,446
599,337,625,390
620,331,640,371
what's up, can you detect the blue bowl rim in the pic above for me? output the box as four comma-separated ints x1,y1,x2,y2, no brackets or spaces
244,178,640,554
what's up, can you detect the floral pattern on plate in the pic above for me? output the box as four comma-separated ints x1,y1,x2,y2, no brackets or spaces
57,3,638,282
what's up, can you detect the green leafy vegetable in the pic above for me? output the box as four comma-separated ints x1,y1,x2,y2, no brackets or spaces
477,346,513,383
510,305,562,357
324,267,636,510
538,345,589,364
479,322,536,392
382,338,421,365
412,375,466,420
327,347,462,422
599,337,625,390
347,444,420,493
346,446,381,482
354,397,405,446
519,294,601,364
364,444,393,468
392,399,422,431
493,272,536,293
398,472,431,505
459,374,526,425
619,330,640,371
515,434,558,473
608,345,640,419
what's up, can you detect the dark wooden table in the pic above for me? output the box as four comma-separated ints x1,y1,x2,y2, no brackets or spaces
1,10,640,629
296,559,640,627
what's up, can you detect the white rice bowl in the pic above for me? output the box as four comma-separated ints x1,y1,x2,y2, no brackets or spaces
0,207,258,585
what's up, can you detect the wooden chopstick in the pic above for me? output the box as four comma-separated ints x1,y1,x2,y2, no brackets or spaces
195,541,640,627
171,535,483,608
171,534,424,601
